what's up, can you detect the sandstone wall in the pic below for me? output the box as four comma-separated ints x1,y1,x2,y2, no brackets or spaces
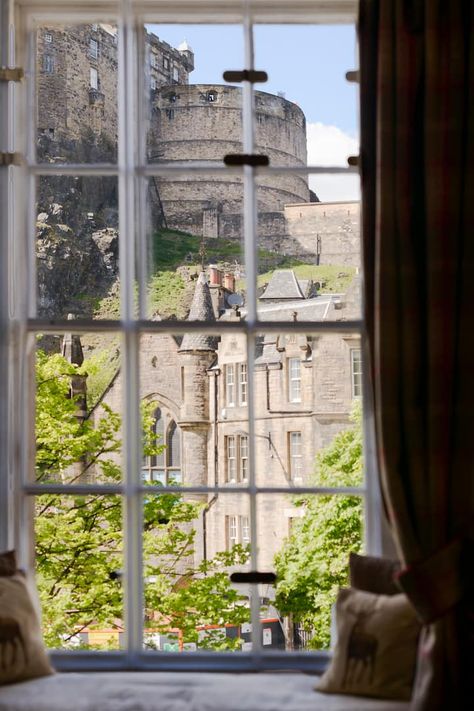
281,201,361,266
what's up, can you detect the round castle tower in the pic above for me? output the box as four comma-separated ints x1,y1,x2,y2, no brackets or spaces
150,84,310,241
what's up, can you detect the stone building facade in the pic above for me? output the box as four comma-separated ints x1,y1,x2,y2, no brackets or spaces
36,24,194,144
95,267,361,572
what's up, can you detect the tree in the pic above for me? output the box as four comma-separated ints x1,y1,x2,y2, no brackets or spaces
35,349,249,650
274,403,363,650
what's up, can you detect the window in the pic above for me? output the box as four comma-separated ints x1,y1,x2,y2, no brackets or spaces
43,55,54,73
226,515,249,549
226,363,247,406
225,435,248,483
225,364,235,405
351,348,362,398
2,0,368,672
241,516,250,546
150,77,157,91
150,53,157,69
91,23,98,31
44,32,52,43
238,363,247,405
289,432,303,481
142,408,182,485
227,515,239,548
288,357,301,403
207,90,217,102
89,38,98,59
226,435,237,482
90,67,98,90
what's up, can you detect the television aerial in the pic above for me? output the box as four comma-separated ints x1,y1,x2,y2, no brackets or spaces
227,292,244,311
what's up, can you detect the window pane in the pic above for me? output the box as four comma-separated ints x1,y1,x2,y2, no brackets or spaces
35,23,118,163
252,331,363,488
143,493,252,652
34,330,122,485
143,24,243,163
36,176,119,320
35,494,123,650
143,173,244,321
258,492,364,651
254,25,358,169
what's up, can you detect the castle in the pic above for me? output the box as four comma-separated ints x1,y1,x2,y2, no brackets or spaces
36,23,360,265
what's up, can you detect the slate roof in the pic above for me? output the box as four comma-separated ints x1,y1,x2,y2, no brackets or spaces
260,270,305,300
179,271,218,352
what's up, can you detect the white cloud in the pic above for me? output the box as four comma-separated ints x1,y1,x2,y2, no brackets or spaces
306,122,360,202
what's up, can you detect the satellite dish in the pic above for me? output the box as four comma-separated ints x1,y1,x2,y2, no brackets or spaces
227,293,244,308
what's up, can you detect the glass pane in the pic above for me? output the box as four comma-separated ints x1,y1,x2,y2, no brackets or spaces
254,24,358,169
34,330,122,485
256,175,361,321
35,495,123,650
143,493,251,651
251,331,363,487
143,174,244,320
259,492,364,651
35,23,118,163
139,330,250,488
36,176,119,319
143,24,243,163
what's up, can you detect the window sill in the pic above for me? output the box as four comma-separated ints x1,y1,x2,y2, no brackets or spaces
0,668,411,711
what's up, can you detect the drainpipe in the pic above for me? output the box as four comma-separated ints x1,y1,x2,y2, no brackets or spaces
203,369,219,563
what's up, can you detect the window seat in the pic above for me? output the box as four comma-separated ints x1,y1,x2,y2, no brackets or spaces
0,671,410,710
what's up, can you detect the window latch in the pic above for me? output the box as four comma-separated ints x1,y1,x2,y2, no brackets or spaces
224,154,269,167
223,70,268,83
0,67,24,82
230,571,277,584
345,70,360,83
0,152,23,166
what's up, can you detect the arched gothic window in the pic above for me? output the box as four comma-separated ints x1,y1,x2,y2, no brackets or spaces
142,406,182,485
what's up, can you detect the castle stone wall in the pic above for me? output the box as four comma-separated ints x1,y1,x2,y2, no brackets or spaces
151,85,310,238
281,201,361,266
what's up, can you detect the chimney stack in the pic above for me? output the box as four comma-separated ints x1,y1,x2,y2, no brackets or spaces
223,272,235,292
209,265,222,286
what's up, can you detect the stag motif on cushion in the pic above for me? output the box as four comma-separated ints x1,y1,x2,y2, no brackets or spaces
0,617,27,670
342,612,378,687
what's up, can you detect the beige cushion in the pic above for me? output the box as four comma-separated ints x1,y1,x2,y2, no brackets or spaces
349,552,401,596
317,588,421,701
0,573,54,685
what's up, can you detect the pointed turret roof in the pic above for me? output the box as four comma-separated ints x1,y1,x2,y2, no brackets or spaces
179,271,218,352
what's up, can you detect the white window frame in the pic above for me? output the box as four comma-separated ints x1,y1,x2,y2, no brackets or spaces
44,32,52,43
0,0,382,674
225,363,235,406
288,357,301,403
89,66,98,90
288,431,303,481
238,362,247,405
351,347,362,398
226,435,237,482
89,37,99,60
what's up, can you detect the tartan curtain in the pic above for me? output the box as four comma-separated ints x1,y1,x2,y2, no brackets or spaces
359,1,474,707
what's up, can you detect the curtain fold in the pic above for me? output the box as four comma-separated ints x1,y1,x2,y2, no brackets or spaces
359,1,474,707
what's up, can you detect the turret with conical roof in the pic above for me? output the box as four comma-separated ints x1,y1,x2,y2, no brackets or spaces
178,271,217,490
179,271,218,353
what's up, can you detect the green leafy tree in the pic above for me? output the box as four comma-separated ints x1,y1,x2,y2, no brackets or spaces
35,349,249,649
274,403,363,649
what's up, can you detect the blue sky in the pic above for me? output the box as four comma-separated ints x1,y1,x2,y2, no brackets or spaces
148,24,360,200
